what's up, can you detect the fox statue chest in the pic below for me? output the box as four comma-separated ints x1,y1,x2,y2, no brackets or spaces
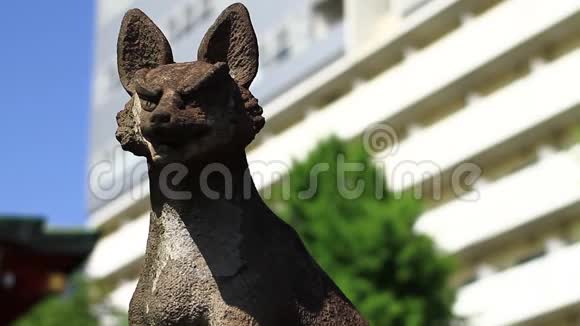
129,204,252,325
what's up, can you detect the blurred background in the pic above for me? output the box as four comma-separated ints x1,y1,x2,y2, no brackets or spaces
1,0,580,325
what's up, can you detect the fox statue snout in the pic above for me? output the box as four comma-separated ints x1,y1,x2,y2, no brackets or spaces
115,3,368,325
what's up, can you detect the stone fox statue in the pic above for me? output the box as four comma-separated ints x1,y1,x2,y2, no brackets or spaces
115,3,368,325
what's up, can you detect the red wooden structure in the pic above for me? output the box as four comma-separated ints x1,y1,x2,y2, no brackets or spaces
0,217,96,325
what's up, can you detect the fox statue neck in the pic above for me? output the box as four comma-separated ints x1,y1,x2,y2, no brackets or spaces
147,150,261,217
144,150,262,280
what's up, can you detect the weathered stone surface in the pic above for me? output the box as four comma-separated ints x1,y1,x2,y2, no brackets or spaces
115,3,368,325
198,4,259,89
117,8,174,95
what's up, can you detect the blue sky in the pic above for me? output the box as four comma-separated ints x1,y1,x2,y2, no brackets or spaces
0,1,93,226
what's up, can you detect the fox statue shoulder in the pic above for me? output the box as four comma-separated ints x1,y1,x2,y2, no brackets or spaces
115,3,368,325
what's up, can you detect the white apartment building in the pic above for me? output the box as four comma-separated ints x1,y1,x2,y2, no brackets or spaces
87,0,580,325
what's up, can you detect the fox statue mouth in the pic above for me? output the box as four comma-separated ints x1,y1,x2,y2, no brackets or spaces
142,123,211,163
143,123,210,146
146,140,185,163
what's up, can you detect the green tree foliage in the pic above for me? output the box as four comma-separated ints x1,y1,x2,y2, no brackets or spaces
266,137,455,325
13,275,98,326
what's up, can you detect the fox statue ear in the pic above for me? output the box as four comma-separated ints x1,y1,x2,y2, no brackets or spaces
197,3,259,88
117,9,174,95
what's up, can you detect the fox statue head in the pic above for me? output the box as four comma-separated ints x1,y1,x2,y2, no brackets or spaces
115,3,264,164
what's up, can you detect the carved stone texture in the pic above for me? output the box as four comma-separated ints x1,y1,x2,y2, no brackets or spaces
115,3,368,325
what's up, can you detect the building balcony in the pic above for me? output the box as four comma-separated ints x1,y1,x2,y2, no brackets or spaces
251,24,345,104
455,242,580,325
392,0,435,17
86,213,149,279
248,0,580,190
109,279,138,312
387,47,580,193
415,146,580,255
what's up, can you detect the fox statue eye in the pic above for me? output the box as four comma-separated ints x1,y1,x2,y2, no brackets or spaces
182,92,201,108
139,96,158,112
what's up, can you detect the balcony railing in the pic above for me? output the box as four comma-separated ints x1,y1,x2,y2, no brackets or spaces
455,242,580,325
86,213,149,279
387,47,580,192
392,0,435,16
415,146,580,254
109,279,138,312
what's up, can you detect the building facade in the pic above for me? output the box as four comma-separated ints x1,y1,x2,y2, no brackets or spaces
87,0,580,325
